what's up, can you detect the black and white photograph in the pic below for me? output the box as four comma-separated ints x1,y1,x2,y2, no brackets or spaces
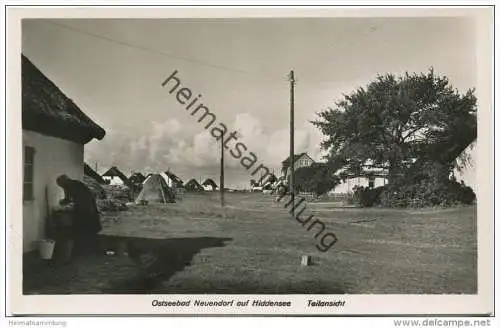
6,5,494,317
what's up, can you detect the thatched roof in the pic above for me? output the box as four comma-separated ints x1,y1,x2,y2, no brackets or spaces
84,163,105,184
164,170,184,186
83,175,106,199
184,179,204,191
102,166,128,183
128,172,146,185
129,172,146,180
202,178,218,189
22,54,105,144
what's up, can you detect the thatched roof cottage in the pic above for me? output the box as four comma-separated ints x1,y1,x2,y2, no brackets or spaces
22,54,105,252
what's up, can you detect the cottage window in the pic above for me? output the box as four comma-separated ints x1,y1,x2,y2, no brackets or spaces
23,146,35,201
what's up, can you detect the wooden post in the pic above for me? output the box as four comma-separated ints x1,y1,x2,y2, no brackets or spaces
289,70,295,215
220,137,225,207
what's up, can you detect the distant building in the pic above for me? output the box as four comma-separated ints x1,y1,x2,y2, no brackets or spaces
331,176,387,194
22,54,106,252
258,173,278,190
162,170,184,189
101,166,128,185
184,179,204,192
128,172,146,197
330,165,388,194
202,178,218,191
84,163,105,184
128,172,146,185
281,152,315,179
83,163,107,199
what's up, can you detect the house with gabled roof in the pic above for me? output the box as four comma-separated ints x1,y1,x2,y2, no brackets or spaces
202,178,218,191
128,172,146,185
84,162,105,184
101,166,128,185
22,54,106,252
328,160,388,194
184,179,204,192
281,152,315,179
162,170,184,188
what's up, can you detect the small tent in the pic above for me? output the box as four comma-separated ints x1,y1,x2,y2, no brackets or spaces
184,179,204,192
135,174,176,204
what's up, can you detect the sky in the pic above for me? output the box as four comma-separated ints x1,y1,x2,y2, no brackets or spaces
21,17,477,190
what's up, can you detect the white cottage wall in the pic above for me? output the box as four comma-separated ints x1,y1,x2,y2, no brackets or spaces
332,177,387,194
22,130,84,252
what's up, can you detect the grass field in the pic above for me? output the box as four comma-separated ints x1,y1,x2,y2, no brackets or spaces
23,192,477,294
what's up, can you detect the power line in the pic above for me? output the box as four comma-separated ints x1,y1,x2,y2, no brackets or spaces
44,19,386,86
44,19,285,82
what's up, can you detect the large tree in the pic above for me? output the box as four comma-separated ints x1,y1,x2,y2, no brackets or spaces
312,69,477,184
294,163,341,196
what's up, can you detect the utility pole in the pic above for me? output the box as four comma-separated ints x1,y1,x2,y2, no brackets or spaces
220,136,225,207
289,70,295,216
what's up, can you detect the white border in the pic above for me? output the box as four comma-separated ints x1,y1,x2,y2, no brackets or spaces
6,5,494,316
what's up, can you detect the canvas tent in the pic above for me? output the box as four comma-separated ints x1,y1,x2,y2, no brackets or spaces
184,179,204,192
135,173,175,204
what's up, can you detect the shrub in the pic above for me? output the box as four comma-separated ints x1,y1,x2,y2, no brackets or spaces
379,178,476,208
373,161,477,208
294,164,341,196
353,185,385,207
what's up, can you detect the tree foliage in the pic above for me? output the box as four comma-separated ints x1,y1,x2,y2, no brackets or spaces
312,69,477,182
294,163,341,196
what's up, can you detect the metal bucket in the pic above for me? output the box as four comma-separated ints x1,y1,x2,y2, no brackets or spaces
39,239,56,260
